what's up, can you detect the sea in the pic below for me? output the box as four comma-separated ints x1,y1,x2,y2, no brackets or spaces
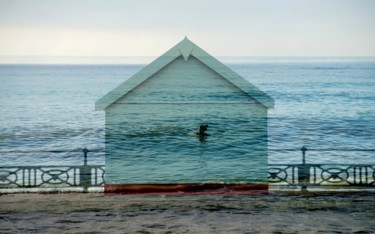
0,56,374,166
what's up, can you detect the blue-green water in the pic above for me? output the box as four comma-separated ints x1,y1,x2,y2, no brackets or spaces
0,57,374,166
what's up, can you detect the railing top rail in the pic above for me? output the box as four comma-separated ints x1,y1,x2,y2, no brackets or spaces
0,165,105,169
0,163,375,169
0,149,105,154
269,164,375,166
268,149,375,152
0,148,374,154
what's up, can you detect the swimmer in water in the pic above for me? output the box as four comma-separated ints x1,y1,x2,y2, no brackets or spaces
187,125,210,141
196,125,210,142
197,124,210,136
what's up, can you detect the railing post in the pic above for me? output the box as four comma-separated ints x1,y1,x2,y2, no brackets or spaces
83,148,88,166
301,146,306,165
298,146,310,191
80,148,92,192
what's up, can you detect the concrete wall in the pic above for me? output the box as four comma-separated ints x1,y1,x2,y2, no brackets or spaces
105,56,268,184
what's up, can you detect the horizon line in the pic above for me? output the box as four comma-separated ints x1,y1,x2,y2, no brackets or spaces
1,55,375,65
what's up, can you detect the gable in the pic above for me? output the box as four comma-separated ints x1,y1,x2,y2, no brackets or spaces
96,37,274,110
114,55,258,104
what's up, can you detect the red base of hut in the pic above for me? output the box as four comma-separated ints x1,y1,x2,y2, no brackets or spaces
104,184,268,195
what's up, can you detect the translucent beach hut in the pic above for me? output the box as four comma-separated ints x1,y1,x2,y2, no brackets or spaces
96,37,274,193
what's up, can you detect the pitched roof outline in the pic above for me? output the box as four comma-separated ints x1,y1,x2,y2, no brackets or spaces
95,37,274,110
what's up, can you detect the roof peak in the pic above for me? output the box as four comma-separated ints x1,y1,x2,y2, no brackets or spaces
178,37,194,61
95,37,274,110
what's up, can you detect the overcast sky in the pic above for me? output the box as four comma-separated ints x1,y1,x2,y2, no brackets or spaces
0,0,374,56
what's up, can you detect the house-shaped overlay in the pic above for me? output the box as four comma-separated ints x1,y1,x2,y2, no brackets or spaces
96,37,274,193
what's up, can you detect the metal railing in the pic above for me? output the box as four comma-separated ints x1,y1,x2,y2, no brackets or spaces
0,147,374,191
0,148,105,191
0,165,105,188
268,147,375,190
268,164,375,187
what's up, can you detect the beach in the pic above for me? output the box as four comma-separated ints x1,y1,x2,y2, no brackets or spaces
1,192,374,233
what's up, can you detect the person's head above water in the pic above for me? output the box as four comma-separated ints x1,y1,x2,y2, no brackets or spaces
197,125,209,135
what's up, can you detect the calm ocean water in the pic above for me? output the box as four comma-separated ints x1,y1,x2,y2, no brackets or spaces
0,57,374,166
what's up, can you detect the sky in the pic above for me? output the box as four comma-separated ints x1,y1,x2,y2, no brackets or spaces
0,0,374,57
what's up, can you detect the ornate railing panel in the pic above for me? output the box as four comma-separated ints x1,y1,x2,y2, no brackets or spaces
0,165,105,188
268,164,299,185
268,164,375,187
309,164,375,186
268,146,375,189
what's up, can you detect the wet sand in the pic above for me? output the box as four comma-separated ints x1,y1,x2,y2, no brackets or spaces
1,192,374,233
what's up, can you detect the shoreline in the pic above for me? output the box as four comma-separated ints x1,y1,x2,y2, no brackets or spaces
1,192,374,233
1,185,375,194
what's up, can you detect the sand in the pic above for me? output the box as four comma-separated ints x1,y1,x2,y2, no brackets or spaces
1,192,374,233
